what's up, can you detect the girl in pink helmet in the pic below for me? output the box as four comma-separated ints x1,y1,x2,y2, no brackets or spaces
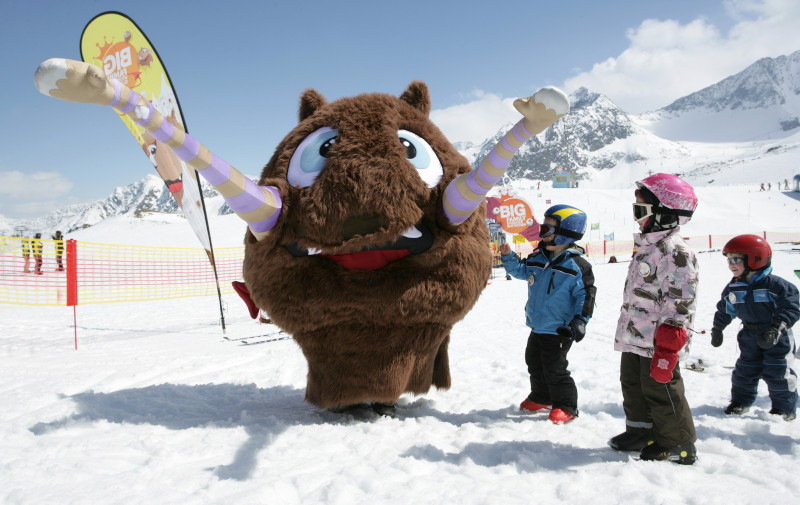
609,173,700,465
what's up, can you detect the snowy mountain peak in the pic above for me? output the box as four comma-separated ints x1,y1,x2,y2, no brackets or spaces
0,173,226,238
663,50,800,114
636,50,800,142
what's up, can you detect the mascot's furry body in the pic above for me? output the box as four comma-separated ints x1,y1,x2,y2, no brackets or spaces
248,84,489,407
34,58,569,410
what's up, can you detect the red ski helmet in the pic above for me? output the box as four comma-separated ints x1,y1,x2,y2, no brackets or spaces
722,234,771,270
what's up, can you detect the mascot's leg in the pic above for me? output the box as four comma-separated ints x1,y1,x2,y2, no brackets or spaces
431,333,452,389
298,324,452,409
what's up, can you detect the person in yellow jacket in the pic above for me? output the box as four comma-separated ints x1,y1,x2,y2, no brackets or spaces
21,236,32,273
32,233,44,275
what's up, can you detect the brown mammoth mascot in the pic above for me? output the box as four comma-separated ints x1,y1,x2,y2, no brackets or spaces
35,58,569,412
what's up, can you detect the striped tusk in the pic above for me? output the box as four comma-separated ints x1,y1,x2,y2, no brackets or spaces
34,58,281,240
442,87,569,226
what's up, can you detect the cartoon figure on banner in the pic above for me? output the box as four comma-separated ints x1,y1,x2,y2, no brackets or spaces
142,108,187,203
35,58,570,415
486,188,540,243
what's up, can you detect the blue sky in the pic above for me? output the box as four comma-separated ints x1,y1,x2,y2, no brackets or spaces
1,0,799,219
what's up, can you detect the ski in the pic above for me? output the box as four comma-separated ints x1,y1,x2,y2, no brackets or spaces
223,328,285,342
684,363,706,373
240,334,293,346
683,358,707,372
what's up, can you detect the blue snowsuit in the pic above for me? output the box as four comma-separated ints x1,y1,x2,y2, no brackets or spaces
501,245,596,415
713,267,800,414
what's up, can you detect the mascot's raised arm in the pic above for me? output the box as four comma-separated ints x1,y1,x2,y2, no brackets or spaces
35,58,568,414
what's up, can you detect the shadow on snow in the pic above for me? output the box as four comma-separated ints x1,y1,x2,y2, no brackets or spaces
28,384,634,480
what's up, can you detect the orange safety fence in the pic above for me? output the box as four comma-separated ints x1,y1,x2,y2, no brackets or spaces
3,231,799,307
0,236,244,306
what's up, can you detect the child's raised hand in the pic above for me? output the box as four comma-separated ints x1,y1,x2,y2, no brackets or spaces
499,243,511,256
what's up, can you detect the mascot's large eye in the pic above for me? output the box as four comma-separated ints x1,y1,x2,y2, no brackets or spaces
288,126,338,187
398,130,443,188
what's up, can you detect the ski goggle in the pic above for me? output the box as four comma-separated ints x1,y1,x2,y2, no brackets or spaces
632,202,654,222
726,256,744,265
539,224,557,238
538,222,583,241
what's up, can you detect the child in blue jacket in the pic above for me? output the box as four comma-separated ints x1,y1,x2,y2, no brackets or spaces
711,235,799,421
500,204,596,424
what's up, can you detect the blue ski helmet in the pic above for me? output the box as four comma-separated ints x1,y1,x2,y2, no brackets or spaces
542,204,587,245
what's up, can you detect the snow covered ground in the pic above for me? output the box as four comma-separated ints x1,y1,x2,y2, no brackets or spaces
2,185,800,504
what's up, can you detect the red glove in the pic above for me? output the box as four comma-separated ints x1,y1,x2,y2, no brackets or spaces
232,281,259,319
650,324,688,383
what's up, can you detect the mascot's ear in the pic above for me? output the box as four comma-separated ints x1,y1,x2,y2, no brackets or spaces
298,89,328,121
399,80,431,116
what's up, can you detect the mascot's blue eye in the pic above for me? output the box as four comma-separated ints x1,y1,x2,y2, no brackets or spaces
398,130,443,188
288,126,338,187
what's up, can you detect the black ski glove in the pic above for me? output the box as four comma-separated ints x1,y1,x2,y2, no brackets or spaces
557,317,587,342
710,326,724,347
758,321,787,350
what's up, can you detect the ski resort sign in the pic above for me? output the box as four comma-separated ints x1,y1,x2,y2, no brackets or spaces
486,188,535,235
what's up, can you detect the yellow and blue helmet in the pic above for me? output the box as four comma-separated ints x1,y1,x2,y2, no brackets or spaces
541,204,587,245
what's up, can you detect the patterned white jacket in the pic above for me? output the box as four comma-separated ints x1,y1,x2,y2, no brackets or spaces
614,227,699,358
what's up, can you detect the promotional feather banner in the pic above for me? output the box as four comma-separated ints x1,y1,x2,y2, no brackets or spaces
80,11,226,329
80,11,214,255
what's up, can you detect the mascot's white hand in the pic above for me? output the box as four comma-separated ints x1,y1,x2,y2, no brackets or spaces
34,58,116,106
513,86,569,134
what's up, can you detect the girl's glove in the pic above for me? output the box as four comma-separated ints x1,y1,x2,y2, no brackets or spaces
556,317,587,342
650,324,688,383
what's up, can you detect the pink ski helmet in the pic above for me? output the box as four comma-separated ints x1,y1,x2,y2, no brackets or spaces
635,173,698,226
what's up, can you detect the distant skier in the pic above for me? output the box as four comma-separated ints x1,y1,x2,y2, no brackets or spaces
499,204,596,425
710,235,798,421
609,174,699,465
52,231,64,271
32,233,44,275
21,236,31,273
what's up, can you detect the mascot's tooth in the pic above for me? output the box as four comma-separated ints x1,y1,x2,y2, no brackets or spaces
34,58,69,96
401,226,422,239
307,247,322,256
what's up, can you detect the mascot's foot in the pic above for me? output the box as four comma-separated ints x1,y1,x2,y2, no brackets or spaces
328,403,371,414
327,402,397,418
370,402,397,418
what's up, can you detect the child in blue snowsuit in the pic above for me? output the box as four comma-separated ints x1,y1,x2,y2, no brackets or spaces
500,204,596,424
711,235,799,421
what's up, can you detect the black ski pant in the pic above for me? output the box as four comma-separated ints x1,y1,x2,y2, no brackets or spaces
619,352,696,448
525,331,577,415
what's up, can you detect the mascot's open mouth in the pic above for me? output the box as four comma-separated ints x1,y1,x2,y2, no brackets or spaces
284,221,434,271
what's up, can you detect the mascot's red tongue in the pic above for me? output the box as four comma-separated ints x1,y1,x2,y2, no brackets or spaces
323,249,410,271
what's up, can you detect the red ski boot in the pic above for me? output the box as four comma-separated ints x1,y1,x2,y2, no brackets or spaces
520,399,552,412
548,408,575,424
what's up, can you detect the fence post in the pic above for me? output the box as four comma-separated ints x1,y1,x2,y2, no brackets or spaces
604,240,607,256
66,240,78,307
709,235,712,249
66,239,78,350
